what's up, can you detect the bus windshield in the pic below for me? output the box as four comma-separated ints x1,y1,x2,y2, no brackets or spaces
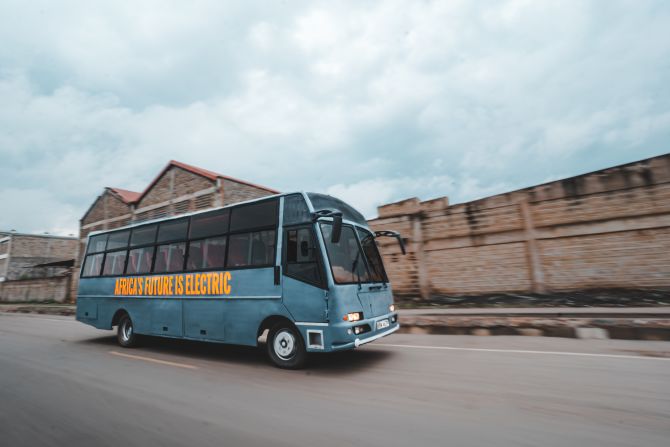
320,223,387,284
356,228,387,283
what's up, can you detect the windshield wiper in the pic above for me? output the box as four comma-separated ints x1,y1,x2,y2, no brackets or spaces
351,250,362,290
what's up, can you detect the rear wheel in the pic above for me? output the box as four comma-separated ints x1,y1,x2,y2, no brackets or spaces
267,323,306,369
117,314,138,348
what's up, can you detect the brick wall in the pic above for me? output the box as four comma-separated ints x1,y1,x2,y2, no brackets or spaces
222,178,275,205
82,192,131,228
136,166,215,210
369,154,670,298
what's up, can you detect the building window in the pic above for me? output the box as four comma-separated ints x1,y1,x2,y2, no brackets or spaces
173,200,190,215
195,193,214,210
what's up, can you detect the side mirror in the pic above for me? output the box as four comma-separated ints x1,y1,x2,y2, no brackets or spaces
374,230,406,255
397,235,406,255
311,208,344,243
300,241,309,257
331,214,342,243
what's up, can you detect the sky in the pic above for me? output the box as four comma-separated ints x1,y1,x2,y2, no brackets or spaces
1,0,669,236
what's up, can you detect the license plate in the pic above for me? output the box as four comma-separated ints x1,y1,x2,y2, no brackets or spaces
376,319,390,330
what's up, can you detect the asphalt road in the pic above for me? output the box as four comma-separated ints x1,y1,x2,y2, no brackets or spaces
1,313,668,447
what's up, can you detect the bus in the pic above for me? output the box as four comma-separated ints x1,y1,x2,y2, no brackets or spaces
76,192,405,369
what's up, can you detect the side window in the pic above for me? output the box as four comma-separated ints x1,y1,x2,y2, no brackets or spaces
103,250,127,276
227,230,276,268
126,246,155,274
154,242,186,273
187,236,227,270
284,227,322,286
230,200,278,232
157,219,188,243
130,225,157,246
190,209,229,239
82,253,104,277
283,194,311,225
87,234,107,253
107,231,130,250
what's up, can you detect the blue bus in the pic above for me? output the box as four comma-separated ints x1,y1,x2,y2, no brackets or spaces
76,192,405,368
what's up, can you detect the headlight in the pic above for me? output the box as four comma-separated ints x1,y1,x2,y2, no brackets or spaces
343,312,363,322
389,304,396,312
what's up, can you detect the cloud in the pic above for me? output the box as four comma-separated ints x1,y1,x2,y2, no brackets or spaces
0,0,669,234
326,175,456,218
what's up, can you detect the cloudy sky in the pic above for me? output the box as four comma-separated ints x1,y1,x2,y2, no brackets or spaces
1,0,669,235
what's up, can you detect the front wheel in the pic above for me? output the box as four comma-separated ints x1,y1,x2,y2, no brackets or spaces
267,323,306,369
117,314,138,348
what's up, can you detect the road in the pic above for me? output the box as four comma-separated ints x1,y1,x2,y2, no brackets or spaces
1,313,668,447
400,306,670,317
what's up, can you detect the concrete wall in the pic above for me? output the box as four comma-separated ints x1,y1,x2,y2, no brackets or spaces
368,154,670,298
8,236,76,278
0,277,71,303
0,233,77,303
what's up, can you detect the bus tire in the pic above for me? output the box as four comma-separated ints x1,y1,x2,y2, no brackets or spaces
117,314,138,348
267,323,306,369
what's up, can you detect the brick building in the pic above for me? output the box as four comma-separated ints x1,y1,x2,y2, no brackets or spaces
0,232,78,302
369,153,670,299
72,160,279,301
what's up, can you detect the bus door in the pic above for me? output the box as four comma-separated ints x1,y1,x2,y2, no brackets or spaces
281,226,327,323
218,228,282,345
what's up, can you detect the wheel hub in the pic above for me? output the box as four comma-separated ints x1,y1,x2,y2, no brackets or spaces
273,330,296,360
122,320,132,341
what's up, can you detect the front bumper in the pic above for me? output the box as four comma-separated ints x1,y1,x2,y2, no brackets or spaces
350,324,400,349
297,311,400,352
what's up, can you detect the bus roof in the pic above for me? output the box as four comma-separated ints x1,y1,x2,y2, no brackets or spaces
86,192,369,238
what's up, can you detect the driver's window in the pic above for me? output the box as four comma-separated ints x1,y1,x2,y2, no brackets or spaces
285,227,322,286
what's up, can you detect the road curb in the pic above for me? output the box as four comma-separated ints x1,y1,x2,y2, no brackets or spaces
397,320,670,341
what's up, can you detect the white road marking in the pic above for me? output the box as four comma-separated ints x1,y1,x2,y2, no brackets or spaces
378,343,670,361
109,351,199,369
